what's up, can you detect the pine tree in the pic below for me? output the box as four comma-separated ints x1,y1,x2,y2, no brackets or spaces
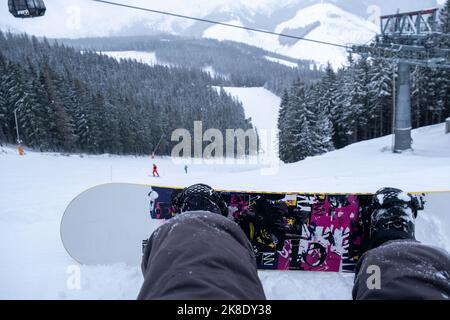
280,82,315,163
290,84,316,161
437,2,450,121
349,56,371,141
278,90,291,161
87,92,107,153
422,68,439,125
332,57,358,148
74,93,95,152
314,63,338,151
16,61,50,150
368,58,394,137
2,63,23,144
439,0,450,33
19,77,41,148
0,53,8,143
310,87,334,154
317,63,337,114
101,100,122,154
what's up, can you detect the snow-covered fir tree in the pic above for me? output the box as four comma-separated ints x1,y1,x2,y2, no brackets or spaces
367,58,394,137
278,79,335,163
440,0,450,33
310,88,334,154
277,90,291,161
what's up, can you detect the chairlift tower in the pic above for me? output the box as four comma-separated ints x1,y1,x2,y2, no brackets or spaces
352,8,450,152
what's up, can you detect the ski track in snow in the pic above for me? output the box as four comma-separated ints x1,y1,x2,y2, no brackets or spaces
1,121,450,300
216,87,281,161
264,56,298,68
100,51,172,67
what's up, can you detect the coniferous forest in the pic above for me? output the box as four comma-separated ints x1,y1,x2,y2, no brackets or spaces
0,31,255,155
59,35,323,96
0,31,323,156
278,2,450,163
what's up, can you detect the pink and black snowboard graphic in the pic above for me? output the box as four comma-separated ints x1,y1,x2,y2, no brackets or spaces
148,187,376,273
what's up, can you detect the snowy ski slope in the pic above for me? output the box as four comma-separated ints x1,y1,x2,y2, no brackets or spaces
1,120,449,299
100,51,170,67
219,87,281,161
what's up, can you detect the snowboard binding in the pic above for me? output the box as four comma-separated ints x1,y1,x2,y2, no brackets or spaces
363,187,425,251
171,184,228,217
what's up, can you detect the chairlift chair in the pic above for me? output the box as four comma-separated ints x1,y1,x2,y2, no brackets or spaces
8,0,46,18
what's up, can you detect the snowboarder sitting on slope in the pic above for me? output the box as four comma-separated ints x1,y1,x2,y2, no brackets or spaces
152,164,160,177
137,185,450,300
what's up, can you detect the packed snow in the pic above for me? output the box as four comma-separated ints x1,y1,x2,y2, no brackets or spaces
100,51,170,67
264,56,298,68
220,87,280,132
216,87,281,161
203,18,280,52
274,3,378,67
202,65,229,80
1,120,450,300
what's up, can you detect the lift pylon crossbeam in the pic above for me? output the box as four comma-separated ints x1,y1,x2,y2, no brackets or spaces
351,7,450,152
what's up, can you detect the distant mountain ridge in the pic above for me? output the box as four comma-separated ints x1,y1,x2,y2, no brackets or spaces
112,0,438,67
201,3,378,67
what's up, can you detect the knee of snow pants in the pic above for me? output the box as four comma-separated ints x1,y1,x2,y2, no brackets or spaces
352,240,450,300
137,211,266,300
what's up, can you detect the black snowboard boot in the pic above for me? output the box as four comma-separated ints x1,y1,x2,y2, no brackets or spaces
172,184,228,216
367,187,420,250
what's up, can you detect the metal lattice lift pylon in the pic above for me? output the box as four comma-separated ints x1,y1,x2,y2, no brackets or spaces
352,8,450,152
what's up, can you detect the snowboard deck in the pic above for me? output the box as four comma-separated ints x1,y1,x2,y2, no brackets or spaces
60,183,449,273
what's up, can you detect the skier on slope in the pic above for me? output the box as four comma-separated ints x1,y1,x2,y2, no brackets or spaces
137,185,450,300
152,164,160,177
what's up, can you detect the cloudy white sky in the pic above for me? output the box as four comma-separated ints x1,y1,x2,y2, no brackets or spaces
0,0,445,39
1,0,292,38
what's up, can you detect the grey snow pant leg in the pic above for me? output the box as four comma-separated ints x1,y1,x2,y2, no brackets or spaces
137,211,267,300
353,240,450,300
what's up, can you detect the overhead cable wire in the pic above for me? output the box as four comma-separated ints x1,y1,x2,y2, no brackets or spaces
92,0,350,49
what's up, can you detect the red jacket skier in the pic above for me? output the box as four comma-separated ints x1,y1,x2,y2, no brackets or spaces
152,164,160,177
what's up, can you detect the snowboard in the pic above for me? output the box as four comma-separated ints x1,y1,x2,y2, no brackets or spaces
60,183,448,273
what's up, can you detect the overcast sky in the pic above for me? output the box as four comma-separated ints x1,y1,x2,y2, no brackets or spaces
1,0,226,37
0,0,445,39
